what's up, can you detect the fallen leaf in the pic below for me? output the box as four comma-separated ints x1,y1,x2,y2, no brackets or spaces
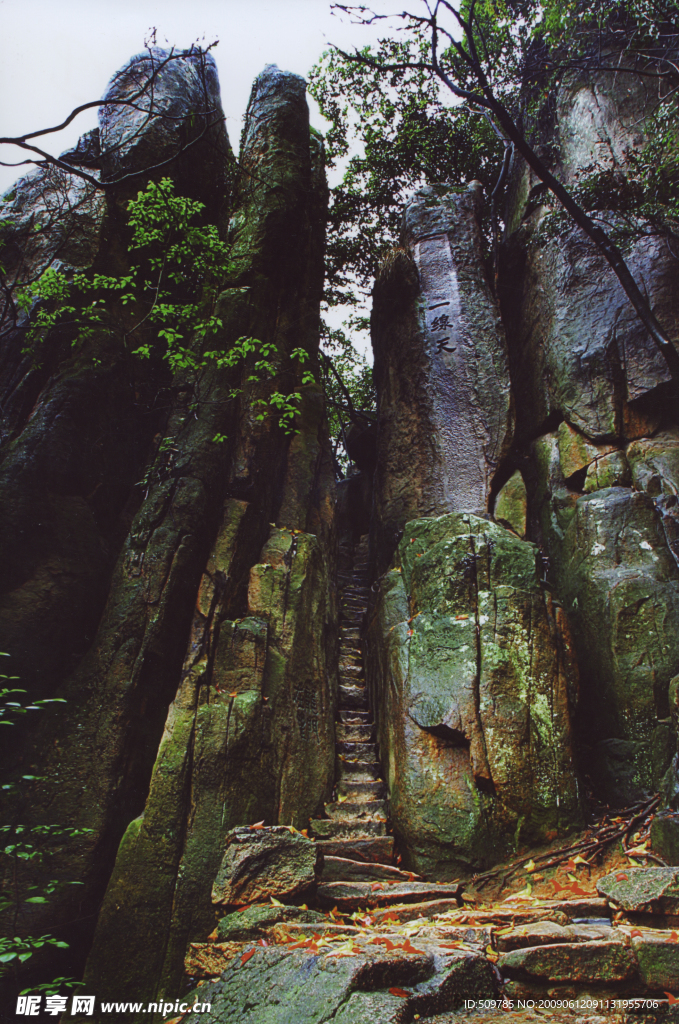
615,872,629,881
228,691,239,698
523,859,536,872
567,884,594,897
240,949,255,966
455,614,469,620
270,896,284,907
400,939,425,954
257,938,268,947
389,988,411,999
630,929,643,938
237,904,252,913
371,883,385,892
249,820,265,830
667,932,679,943
665,992,678,1005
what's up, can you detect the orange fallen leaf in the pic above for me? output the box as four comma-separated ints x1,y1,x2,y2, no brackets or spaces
228,691,238,698
257,938,268,947
240,949,255,966
630,929,643,938
371,882,385,891
208,927,219,940
249,820,265,830
389,988,411,998
616,872,629,881
401,939,426,955
550,880,567,892
665,992,678,1005
237,904,252,913
440,941,464,949
667,932,679,943
567,884,594,897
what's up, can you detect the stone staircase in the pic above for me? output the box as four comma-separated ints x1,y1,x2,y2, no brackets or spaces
309,536,409,885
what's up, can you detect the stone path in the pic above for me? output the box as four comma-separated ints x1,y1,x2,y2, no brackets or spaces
309,536,411,892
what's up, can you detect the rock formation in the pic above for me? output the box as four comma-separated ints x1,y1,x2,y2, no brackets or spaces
0,52,336,1004
1,31,679,1022
501,60,679,805
371,186,514,575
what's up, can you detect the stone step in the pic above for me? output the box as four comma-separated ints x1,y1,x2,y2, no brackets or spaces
319,856,419,884
339,650,362,662
337,778,385,800
337,760,381,780
309,818,387,839
337,710,371,724
338,663,363,680
314,836,394,864
325,799,387,820
336,722,374,743
338,741,378,760
341,616,364,628
338,686,369,710
316,880,463,911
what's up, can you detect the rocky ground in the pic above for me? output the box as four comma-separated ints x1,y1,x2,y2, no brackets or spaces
177,804,679,1024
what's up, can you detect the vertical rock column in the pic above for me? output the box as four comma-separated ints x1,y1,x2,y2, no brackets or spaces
367,185,581,877
8,62,335,1005
77,66,337,1013
501,59,679,803
371,184,513,575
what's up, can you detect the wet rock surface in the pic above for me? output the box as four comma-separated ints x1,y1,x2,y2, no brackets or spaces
366,511,580,878
212,827,320,905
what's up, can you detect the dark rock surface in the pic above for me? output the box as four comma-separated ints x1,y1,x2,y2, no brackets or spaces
371,185,513,575
212,826,320,905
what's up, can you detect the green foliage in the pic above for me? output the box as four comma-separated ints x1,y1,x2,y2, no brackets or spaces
320,324,376,473
17,179,313,437
0,657,90,991
19,178,230,370
311,0,679,297
309,41,503,299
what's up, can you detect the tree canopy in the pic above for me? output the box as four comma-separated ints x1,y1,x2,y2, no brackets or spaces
310,0,679,377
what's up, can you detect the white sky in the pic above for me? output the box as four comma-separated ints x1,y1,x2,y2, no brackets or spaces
0,0,395,358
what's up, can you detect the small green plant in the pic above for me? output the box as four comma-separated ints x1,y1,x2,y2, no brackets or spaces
16,179,314,435
0,655,89,994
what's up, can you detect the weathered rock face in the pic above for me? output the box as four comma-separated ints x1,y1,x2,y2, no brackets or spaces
184,942,496,1024
500,58,679,805
559,489,679,802
0,56,336,1006
597,867,679,915
371,186,513,575
0,47,232,708
99,47,230,213
365,512,580,878
212,826,319,905
502,67,679,444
